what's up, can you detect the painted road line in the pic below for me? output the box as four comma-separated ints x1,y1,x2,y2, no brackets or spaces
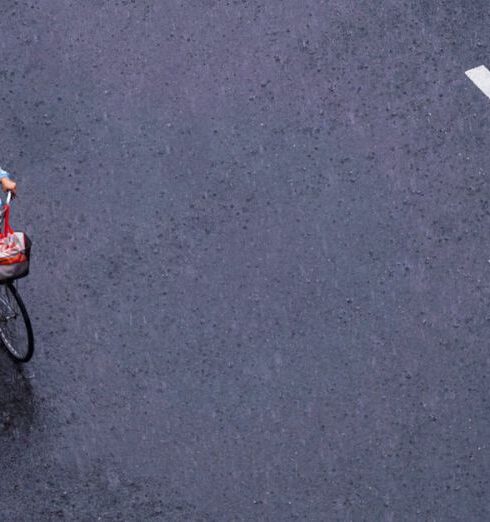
465,65,490,99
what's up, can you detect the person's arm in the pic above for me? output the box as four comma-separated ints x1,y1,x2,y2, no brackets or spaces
0,168,16,196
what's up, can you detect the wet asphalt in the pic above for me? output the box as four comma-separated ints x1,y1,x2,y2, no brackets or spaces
0,1,489,520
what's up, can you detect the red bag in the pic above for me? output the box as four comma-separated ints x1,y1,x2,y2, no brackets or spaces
0,205,31,282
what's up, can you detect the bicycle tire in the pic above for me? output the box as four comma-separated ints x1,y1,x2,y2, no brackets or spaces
0,282,34,362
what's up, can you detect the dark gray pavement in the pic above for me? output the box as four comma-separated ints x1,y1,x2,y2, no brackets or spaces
0,1,489,520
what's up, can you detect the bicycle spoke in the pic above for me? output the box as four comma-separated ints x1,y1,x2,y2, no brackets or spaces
0,284,33,361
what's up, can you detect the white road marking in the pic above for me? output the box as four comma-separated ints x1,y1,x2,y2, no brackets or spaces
465,65,490,99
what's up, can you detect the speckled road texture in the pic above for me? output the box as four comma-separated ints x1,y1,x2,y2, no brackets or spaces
0,1,488,521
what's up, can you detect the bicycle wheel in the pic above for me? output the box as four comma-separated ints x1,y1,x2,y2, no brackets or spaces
0,282,34,362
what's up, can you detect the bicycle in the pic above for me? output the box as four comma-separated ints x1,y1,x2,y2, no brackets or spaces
0,191,34,363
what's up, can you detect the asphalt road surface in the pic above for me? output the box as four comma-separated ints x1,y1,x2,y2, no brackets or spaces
0,1,489,520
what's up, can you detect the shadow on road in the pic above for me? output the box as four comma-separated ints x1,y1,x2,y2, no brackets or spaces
0,350,36,439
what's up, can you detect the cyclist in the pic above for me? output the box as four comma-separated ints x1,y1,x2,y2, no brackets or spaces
0,167,16,197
